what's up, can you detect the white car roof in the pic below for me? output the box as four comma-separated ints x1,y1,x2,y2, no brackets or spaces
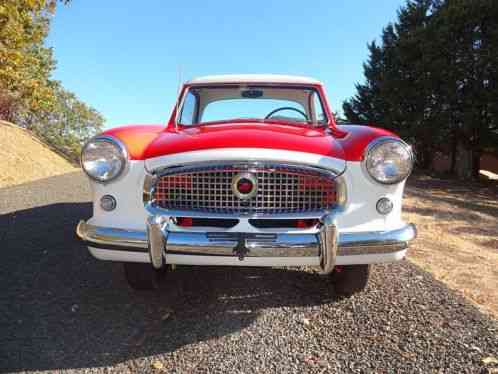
187,74,322,85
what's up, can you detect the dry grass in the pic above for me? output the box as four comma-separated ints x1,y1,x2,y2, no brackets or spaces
404,174,498,319
0,121,76,188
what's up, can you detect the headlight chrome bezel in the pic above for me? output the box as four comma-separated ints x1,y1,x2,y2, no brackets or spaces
363,136,414,185
81,135,128,183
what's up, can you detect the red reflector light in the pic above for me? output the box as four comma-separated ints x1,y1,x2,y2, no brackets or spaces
295,219,319,228
177,217,193,227
296,219,307,228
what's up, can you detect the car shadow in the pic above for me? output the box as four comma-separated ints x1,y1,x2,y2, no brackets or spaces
0,201,341,372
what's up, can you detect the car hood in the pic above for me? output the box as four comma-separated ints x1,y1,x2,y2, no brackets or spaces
104,122,397,172
104,122,349,173
144,123,345,159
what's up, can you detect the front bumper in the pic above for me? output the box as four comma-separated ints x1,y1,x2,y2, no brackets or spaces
76,215,416,273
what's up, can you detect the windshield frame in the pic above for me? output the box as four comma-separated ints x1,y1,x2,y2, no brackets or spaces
173,83,332,129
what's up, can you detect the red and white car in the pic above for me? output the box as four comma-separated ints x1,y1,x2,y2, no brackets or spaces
76,75,416,294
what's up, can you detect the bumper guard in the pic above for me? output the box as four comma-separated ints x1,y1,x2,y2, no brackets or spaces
77,215,416,275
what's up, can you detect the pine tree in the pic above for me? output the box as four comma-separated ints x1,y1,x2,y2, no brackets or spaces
343,0,498,177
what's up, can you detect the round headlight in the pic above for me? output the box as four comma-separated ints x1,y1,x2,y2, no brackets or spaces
81,136,128,182
365,137,413,184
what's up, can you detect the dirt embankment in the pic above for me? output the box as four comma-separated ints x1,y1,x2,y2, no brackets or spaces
0,121,76,188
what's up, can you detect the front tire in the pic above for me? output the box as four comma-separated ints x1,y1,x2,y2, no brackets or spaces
331,265,371,296
123,263,166,290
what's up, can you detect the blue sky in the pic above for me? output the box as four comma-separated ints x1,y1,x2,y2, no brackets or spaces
47,0,405,129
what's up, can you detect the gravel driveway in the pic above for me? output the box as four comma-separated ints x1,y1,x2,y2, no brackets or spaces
1,172,497,373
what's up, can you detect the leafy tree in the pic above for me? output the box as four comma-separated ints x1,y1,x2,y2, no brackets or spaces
0,0,103,161
25,81,104,161
343,0,498,178
0,0,56,118
344,0,439,168
343,41,387,126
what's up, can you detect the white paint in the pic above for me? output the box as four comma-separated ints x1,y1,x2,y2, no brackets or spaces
88,160,148,230
187,74,322,85
144,148,346,175
335,250,407,265
85,150,411,267
88,246,150,263
337,162,406,232
87,158,407,233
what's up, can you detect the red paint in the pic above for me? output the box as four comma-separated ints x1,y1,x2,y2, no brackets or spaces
144,123,346,159
104,124,164,160
335,124,399,161
103,122,398,162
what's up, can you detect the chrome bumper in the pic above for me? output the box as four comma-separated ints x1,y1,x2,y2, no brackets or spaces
76,216,417,274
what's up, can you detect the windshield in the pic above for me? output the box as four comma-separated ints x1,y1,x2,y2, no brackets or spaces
177,85,328,126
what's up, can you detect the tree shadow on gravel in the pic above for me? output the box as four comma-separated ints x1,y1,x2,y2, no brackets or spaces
406,176,498,220
0,201,340,373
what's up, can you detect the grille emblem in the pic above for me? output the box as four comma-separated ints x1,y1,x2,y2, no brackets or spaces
232,172,258,200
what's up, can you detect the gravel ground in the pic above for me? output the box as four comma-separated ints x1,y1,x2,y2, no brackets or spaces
1,172,497,373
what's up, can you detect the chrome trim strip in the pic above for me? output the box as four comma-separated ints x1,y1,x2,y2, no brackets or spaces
144,207,333,219
76,221,147,249
77,221,417,258
166,232,319,257
339,224,417,248
152,160,340,178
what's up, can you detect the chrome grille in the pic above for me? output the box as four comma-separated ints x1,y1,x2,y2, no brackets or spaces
152,162,336,214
